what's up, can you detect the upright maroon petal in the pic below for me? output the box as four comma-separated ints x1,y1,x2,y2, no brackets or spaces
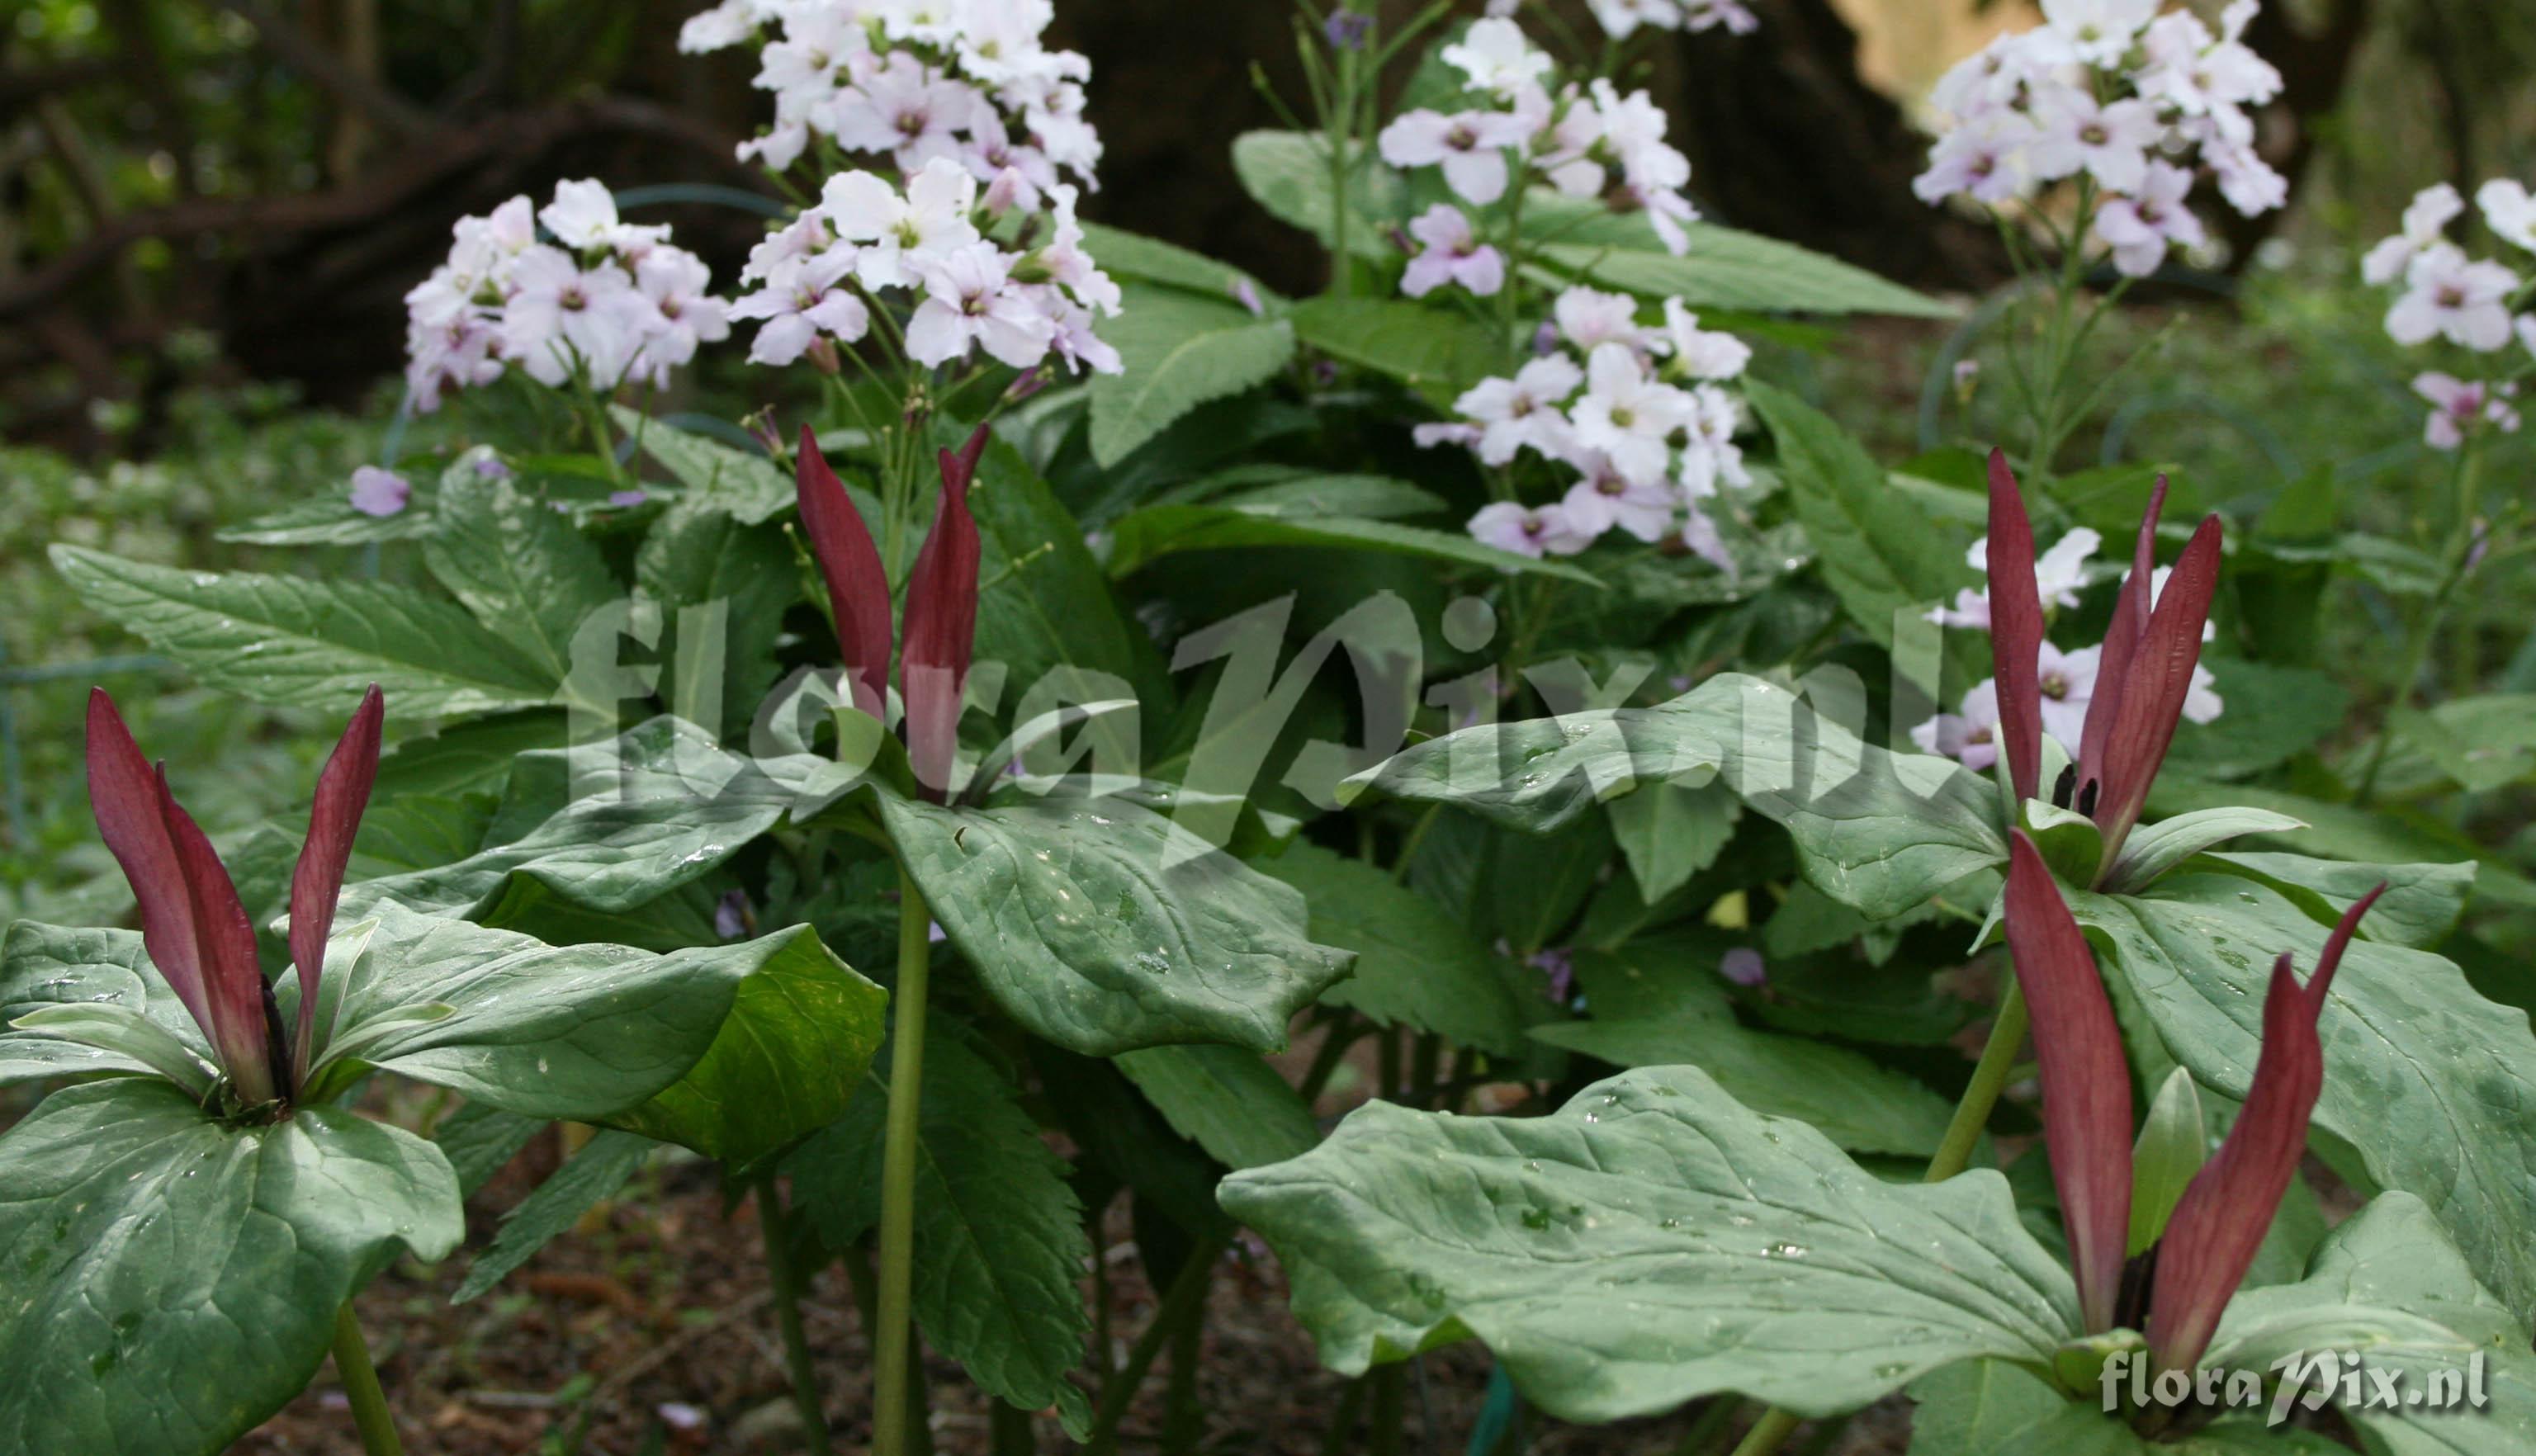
156,768,281,1105
1985,450,2046,803
2090,515,2222,874
901,425,988,800
2004,830,2133,1334
2146,885,2385,1371
86,689,216,1038
2075,477,2167,804
796,425,893,721
290,685,384,1079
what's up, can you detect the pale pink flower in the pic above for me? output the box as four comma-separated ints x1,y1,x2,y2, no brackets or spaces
1469,501,1592,558
1401,205,1507,299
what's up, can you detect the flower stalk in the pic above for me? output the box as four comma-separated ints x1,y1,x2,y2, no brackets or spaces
330,1302,404,1456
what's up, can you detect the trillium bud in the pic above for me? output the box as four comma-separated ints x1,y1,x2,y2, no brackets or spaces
289,685,384,1079
794,426,893,722
901,424,991,799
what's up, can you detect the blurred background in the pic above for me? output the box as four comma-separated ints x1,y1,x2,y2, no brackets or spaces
0,0,2531,909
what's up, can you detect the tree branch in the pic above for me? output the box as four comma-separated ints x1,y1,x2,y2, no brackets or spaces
212,0,436,141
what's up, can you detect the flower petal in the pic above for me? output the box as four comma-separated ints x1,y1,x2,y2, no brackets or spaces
795,425,894,721
290,685,384,1078
1985,450,2046,802
2004,829,2133,1335
2146,884,2386,1371
158,763,280,1105
85,689,215,1038
901,424,989,799
2075,476,2167,806
2092,515,2222,872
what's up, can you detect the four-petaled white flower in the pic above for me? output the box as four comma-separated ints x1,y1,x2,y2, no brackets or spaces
1454,355,1584,466
1440,18,1552,97
2387,244,2519,352
821,158,984,291
1377,107,1534,206
2097,161,2207,277
2415,372,2522,452
2360,183,2463,286
1401,205,1507,299
1568,344,1693,488
2029,92,2160,194
2477,180,2536,254
727,250,870,366
907,242,1057,368
1469,501,1592,558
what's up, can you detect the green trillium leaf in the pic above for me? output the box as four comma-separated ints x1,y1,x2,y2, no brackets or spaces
878,792,1353,1055
0,1079,463,1456
1349,674,2005,920
1219,1067,2078,1422
2102,807,2311,893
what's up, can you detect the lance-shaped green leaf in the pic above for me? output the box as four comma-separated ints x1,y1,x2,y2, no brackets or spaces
1218,1067,2079,1422
2101,807,2310,895
786,1030,1095,1435
2067,874,2536,1323
453,1130,657,1302
1087,285,1296,466
1256,841,1527,1057
337,716,796,921
2202,1193,2536,1456
2192,851,2475,950
0,921,206,1087
612,405,794,523
0,1078,463,1456
1114,1042,1319,1170
423,470,622,686
1347,674,2005,920
51,544,559,715
1101,499,1597,583
877,792,1353,1055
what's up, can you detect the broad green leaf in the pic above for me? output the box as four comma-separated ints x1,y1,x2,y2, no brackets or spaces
2364,693,2536,796
319,907,885,1168
1102,500,1598,584
339,717,794,921
0,921,200,1087
433,1103,547,1199
1904,1361,2340,1455
220,448,485,546
1230,130,1402,258
2204,1193,2536,1456
423,470,622,685
1287,295,1501,397
1219,1067,2078,1421
1077,220,1278,303
51,544,559,715
1350,674,2007,920
2195,851,2474,949
1518,195,1952,319
2104,807,2309,894
1114,1042,1319,1170
2161,662,2349,780
371,709,570,803
612,406,793,523
1746,381,1974,654
878,793,1354,1055
960,430,1157,707
1190,468,1443,518
2143,778,2536,913
2070,875,2536,1320
453,1130,655,1302
786,1030,1094,1435
636,502,798,740
1539,942,1958,1158
2127,1068,2206,1256
1086,285,1295,466
1256,841,1528,1056
0,1079,462,1456
1607,780,1742,902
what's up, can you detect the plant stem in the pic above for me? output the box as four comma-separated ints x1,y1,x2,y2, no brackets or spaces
756,1175,835,1455
1368,1363,1408,1456
1668,1396,1740,1455
1084,1235,1226,1454
330,1302,404,1456
1319,1376,1371,1456
1727,1408,1802,1456
1924,981,2029,1183
2356,445,2484,805
873,865,936,1456
1725,980,2030,1455
991,1400,1036,1456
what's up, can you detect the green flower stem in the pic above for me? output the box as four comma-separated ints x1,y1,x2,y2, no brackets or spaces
2356,444,2484,806
1726,1407,1803,1456
1924,981,2029,1184
1084,1235,1227,1454
872,864,935,1456
1720,979,2030,1456
1368,1362,1408,1456
756,1175,835,1456
329,1302,404,1456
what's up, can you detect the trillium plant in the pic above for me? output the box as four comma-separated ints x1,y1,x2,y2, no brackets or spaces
21,1,2536,1454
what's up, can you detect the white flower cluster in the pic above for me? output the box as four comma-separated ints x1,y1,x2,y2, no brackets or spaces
1575,0,1757,39
2361,180,2536,451
728,155,1120,374
1417,286,1751,560
1913,527,2221,767
1379,17,1702,288
1914,0,2287,277
679,0,1098,201
405,180,731,413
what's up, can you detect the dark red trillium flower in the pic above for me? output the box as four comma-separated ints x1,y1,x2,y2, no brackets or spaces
1983,450,2222,885
796,422,990,801
2003,831,2383,1373
86,683,384,1109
